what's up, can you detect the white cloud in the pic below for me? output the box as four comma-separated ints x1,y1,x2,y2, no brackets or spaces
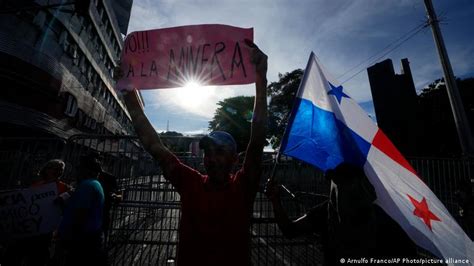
182,128,209,136
144,84,254,119
153,126,165,133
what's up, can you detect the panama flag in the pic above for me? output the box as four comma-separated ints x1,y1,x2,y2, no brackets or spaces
281,52,474,262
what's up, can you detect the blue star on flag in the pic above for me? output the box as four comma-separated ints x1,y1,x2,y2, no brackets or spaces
327,82,350,104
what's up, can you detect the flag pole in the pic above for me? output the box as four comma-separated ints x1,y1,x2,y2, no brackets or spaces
269,52,314,181
268,99,296,182
268,53,315,183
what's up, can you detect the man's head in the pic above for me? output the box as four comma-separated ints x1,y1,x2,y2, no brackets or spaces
39,159,65,182
199,131,238,182
77,154,103,181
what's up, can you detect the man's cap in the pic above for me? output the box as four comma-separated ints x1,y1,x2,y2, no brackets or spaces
199,131,237,153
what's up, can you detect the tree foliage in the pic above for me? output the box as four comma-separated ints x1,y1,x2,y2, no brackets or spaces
208,96,254,153
208,69,304,152
159,131,183,137
158,131,189,152
267,69,304,149
416,77,474,156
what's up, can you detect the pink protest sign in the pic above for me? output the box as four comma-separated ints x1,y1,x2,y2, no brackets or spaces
116,24,254,90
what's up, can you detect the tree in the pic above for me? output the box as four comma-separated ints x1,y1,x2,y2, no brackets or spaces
160,131,183,137
158,131,190,153
208,96,254,153
208,69,304,152
267,69,303,149
417,77,474,156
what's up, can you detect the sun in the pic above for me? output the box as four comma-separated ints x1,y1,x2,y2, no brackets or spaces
175,80,214,109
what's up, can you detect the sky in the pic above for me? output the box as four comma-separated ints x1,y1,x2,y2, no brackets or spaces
125,0,474,135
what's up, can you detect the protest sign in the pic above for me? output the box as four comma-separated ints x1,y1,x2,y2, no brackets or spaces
0,182,61,241
116,24,254,90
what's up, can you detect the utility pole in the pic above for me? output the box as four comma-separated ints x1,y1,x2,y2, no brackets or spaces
424,0,474,156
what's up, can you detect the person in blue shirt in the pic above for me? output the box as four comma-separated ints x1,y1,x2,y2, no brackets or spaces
58,155,106,266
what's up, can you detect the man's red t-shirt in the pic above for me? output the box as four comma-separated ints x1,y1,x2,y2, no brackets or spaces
164,154,258,266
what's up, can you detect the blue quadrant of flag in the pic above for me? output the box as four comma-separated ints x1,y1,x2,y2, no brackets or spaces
281,97,370,171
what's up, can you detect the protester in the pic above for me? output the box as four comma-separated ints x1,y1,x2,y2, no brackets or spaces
265,163,417,265
2,159,71,266
30,159,72,266
57,155,107,266
32,159,72,207
83,153,122,241
118,40,267,266
98,170,122,242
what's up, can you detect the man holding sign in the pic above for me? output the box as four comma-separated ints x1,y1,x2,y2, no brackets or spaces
118,25,267,265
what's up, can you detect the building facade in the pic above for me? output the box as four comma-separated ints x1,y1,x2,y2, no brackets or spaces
0,0,134,139
368,58,474,157
367,58,421,156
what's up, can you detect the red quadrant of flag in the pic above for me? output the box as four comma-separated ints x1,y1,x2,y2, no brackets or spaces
371,129,418,176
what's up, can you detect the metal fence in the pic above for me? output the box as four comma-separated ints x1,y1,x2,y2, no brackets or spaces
0,135,472,265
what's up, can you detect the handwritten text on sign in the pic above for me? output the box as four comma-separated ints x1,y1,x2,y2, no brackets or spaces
116,24,254,90
0,183,61,240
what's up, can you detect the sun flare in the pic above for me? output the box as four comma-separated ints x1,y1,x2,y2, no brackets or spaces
175,80,214,109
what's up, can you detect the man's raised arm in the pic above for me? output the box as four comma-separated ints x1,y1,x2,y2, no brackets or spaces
243,41,268,192
122,90,175,174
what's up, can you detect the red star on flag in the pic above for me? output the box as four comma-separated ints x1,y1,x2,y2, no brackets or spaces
407,194,441,231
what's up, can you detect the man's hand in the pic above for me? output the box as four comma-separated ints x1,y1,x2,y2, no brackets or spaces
113,61,124,81
114,62,144,117
244,39,267,80
111,192,123,203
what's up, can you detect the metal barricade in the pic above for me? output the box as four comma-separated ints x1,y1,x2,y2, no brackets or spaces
409,157,473,216
64,135,327,265
0,137,66,189
0,135,472,265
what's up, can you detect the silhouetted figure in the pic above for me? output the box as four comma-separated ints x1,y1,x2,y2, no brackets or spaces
32,159,72,209
58,155,107,266
97,171,122,243
120,41,268,266
2,159,72,266
266,163,417,265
